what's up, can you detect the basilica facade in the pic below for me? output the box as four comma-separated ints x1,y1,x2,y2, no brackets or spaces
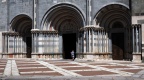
0,0,144,62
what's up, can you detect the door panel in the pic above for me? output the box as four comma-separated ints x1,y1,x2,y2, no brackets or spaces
112,33,124,60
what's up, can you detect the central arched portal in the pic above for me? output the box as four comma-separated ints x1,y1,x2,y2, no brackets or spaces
42,4,85,59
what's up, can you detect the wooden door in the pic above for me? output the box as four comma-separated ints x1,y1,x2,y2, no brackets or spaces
112,33,124,60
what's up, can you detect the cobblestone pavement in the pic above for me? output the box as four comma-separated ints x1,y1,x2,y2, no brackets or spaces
0,59,144,80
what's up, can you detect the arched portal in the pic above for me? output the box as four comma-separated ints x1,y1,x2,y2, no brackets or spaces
42,4,85,59
94,4,131,60
9,14,32,58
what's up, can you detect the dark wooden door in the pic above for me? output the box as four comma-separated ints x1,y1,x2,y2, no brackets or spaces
26,37,32,58
63,33,76,59
112,33,124,60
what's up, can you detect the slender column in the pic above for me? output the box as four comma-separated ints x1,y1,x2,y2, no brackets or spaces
2,35,5,53
33,33,35,53
14,36,16,53
6,35,8,53
88,30,92,52
132,27,135,53
84,32,86,53
44,33,45,53
139,26,142,53
36,33,39,53
103,30,105,53
99,30,102,53
92,30,94,52
23,37,25,53
101,30,103,53
88,30,90,52
35,33,36,53
82,33,83,53
59,34,62,53
47,34,49,53
20,36,22,53
57,33,59,53
82,32,84,53
97,30,99,53
4,35,6,53
106,32,108,53
53,34,55,54
2,34,5,53
47,33,49,53
16,36,18,53
17,36,19,53
96,30,98,53
7,35,9,53
86,0,92,25
48,34,51,53
136,26,138,53
21,37,23,53
32,33,34,53
101,30,104,52
108,33,112,52
17,35,20,53
86,30,88,52
24,37,26,53
99,30,101,53
93,31,96,52
105,30,107,53
33,0,36,29
13,36,15,53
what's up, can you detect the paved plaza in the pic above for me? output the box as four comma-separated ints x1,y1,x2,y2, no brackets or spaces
0,59,144,80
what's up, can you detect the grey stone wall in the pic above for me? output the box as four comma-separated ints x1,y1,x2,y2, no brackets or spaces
0,0,7,31
8,0,33,24
132,0,144,16
91,0,129,22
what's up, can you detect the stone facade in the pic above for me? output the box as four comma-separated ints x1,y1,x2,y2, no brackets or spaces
0,0,144,62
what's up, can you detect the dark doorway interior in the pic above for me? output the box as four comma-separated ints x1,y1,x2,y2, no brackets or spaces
26,37,32,58
112,33,124,60
63,33,76,59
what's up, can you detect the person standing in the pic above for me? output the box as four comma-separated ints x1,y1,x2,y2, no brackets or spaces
71,50,75,61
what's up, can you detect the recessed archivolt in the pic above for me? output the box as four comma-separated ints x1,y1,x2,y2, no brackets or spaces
10,14,32,36
94,4,131,29
42,3,85,32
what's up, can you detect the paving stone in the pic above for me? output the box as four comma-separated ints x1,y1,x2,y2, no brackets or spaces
1,59,144,79
19,68,53,72
100,65,131,68
122,69,143,73
133,78,144,80
112,76,127,80
132,74,142,78
63,66,94,70
20,72,63,76
75,71,116,76
140,74,144,78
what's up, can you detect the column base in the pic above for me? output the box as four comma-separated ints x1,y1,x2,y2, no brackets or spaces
31,53,62,59
142,53,144,62
132,53,142,63
1,53,27,58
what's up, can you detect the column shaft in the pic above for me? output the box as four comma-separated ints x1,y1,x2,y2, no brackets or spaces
139,26,142,53
136,27,139,53
132,27,135,53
